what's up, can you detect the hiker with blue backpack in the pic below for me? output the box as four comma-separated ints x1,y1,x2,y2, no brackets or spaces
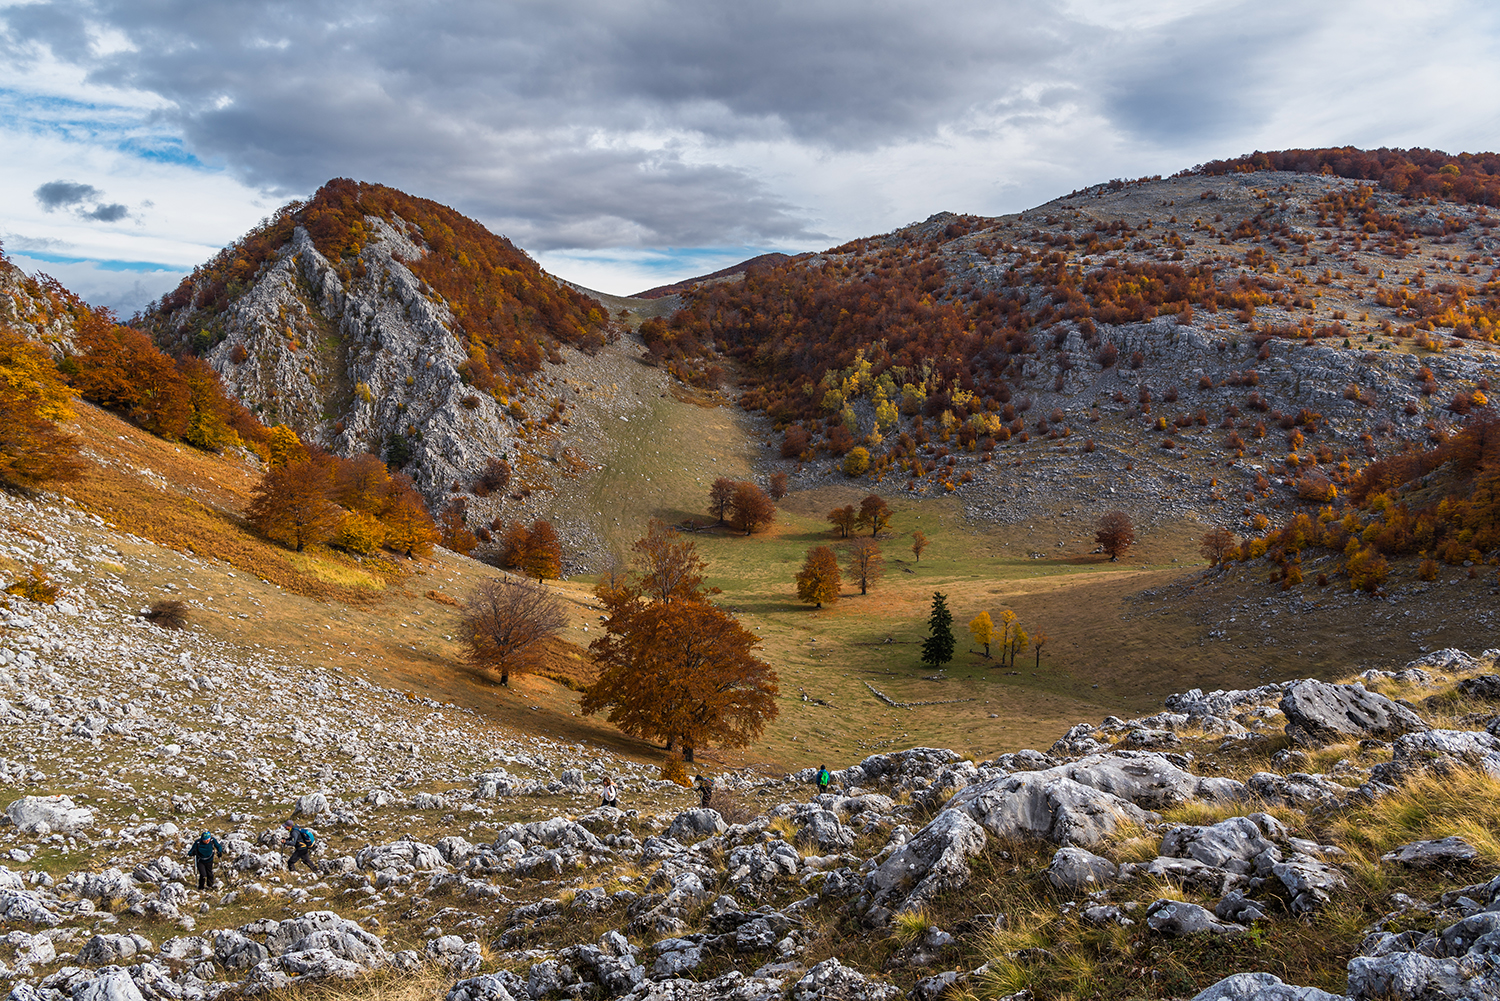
282,820,318,873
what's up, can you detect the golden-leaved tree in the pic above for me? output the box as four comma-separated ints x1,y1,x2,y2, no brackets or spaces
0,327,84,489
795,545,841,607
582,522,776,762
969,611,994,658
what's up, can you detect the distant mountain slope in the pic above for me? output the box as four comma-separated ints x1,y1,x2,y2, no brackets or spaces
633,253,793,298
136,179,616,502
642,149,1500,525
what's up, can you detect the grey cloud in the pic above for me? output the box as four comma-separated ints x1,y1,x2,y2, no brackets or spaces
1097,3,1294,145
3,0,1093,249
35,180,100,210
81,203,130,222
10,0,1465,255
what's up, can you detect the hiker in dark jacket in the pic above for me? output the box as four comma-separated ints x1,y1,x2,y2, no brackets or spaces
282,820,317,873
694,774,713,808
815,765,832,797
185,830,225,889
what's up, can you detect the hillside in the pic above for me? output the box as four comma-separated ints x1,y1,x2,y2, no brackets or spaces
649,158,1500,547
4,475,1500,1001
134,180,616,511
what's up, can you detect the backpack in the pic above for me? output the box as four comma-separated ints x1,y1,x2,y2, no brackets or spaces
299,827,317,850
817,768,831,789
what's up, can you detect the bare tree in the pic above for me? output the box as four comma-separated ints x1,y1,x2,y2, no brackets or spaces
845,537,885,595
708,477,736,525
1095,510,1136,561
1200,526,1236,566
461,577,567,685
631,519,710,604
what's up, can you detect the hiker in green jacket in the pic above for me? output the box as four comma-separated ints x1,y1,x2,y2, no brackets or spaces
185,830,225,890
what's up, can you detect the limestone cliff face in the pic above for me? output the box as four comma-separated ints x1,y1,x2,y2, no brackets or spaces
193,218,517,502
0,254,85,358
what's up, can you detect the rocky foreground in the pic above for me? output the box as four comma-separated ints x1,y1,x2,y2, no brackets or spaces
3,490,1500,1001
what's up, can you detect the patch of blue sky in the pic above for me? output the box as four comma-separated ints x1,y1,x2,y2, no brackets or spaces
537,244,802,298
114,136,206,168
0,87,148,126
0,88,204,163
20,250,179,273
594,246,787,277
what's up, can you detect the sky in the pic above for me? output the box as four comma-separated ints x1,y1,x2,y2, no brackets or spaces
4,0,1500,316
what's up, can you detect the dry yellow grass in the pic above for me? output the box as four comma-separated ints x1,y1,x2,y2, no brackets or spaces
1331,771,1500,871
262,966,453,1001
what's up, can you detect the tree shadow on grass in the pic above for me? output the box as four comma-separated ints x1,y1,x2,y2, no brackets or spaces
725,599,814,615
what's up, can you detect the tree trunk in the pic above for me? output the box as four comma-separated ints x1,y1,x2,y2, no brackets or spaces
683,746,694,763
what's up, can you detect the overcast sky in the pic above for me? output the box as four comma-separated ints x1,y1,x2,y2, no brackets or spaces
4,0,1500,315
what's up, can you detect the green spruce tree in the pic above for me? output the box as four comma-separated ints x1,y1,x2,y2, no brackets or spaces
921,591,955,668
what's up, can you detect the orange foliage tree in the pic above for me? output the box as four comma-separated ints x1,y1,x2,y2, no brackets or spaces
246,460,342,552
795,546,841,607
828,504,858,538
1096,510,1136,561
582,524,776,761
522,519,563,581
729,482,776,535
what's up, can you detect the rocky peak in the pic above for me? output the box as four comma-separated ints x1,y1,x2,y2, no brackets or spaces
196,216,517,502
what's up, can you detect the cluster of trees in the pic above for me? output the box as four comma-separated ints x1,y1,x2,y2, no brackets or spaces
490,518,563,580
796,494,902,606
581,521,777,762
912,593,1049,671
246,430,438,556
707,478,776,534
968,608,1047,668
826,494,892,537
143,179,613,392
1232,414,1500,591
67,318,264,453
1190,147,1500,209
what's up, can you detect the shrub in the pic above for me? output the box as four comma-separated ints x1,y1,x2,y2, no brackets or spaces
660,755,690,787
334,509,387,555
781,425,810,458
843,446,871,477
4,565,58,604
143,599,189,630
472,457,511,496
